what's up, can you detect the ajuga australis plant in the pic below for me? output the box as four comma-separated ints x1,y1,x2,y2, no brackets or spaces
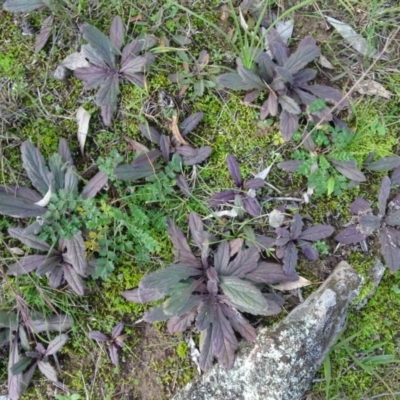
0,310,71,400
168,50,220,98
123,213,297,371
89,322,126,366
0,139,107,290
138,112,212,166
335,176,400,272
209,155,264,217
278,127,366,197
275,213,334,275
10,334,69,396
74,16,156,126
217,30,348,141
0,139,107,237
7,228,95,295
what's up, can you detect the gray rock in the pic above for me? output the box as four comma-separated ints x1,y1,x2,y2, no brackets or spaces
173,261,362,400
53,65,69,81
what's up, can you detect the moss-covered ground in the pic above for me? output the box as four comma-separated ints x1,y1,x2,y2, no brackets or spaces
1,0,400,399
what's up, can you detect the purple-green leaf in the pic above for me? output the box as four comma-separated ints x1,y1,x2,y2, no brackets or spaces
89,331,110,342
3,0,46,12
257,52,275,82
159,135,171,163
177,146,212,166
283,43,320,73
8,227,50,251
63,264,86,295
211,306,237,369
219,276,269,315
199,326,213,371
140,264,200,293
350,197,371,214
214,241,230,273
8,336,22,400
167,310,197,334
245,261,299,284
216,72,252,90
367,156,400,172
30,314,72,333
282,241,298,276
11,357,32,376
299,225,334,241
21,141,51,196
35,255,63,276
7,255,53,276
242,196,261,217
35,15,54,53
123,287,164,304
143,305,169,322
359,215,381,231
335,225,366,244
209,190,236,207
95,72,120,108
279,110,299,141
330,159,366,182
302,84,348,109
223,248,260,277
378,176,391,217
391,166,400,184
112,322,124,339
243,178,264,190
380,227,400,272
290,214,304,239
37,360,58,382
108,343,119,366
139,123,161,144
293,69,317,85
277,160,304,172
180,112,204,136
237,65,266,90
45,334,68,356
81,23,116,68
109,16,124,51
167,218,200,266
279,95,301,114
276,67,293,84
81,171,108,199
222,304,257,341
244,90,260,104
226,155,242,187
299,241,319,261
385,211,400,227
74,66,109,90
63,232,87,276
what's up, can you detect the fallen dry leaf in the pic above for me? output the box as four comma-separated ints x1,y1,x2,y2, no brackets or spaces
35,187,52,207
318,55,335,69
9,247,25,255
355,79,393,99
76,106,91,154
171,114,188,145
125,136,149,153
239,8,249,30
62,52,90,70
326,16,387,60
273,276,313,291
230,238,244,256
220,4,230,21
129,14,143,22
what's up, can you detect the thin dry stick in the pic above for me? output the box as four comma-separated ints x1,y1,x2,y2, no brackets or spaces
297,26,400,150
